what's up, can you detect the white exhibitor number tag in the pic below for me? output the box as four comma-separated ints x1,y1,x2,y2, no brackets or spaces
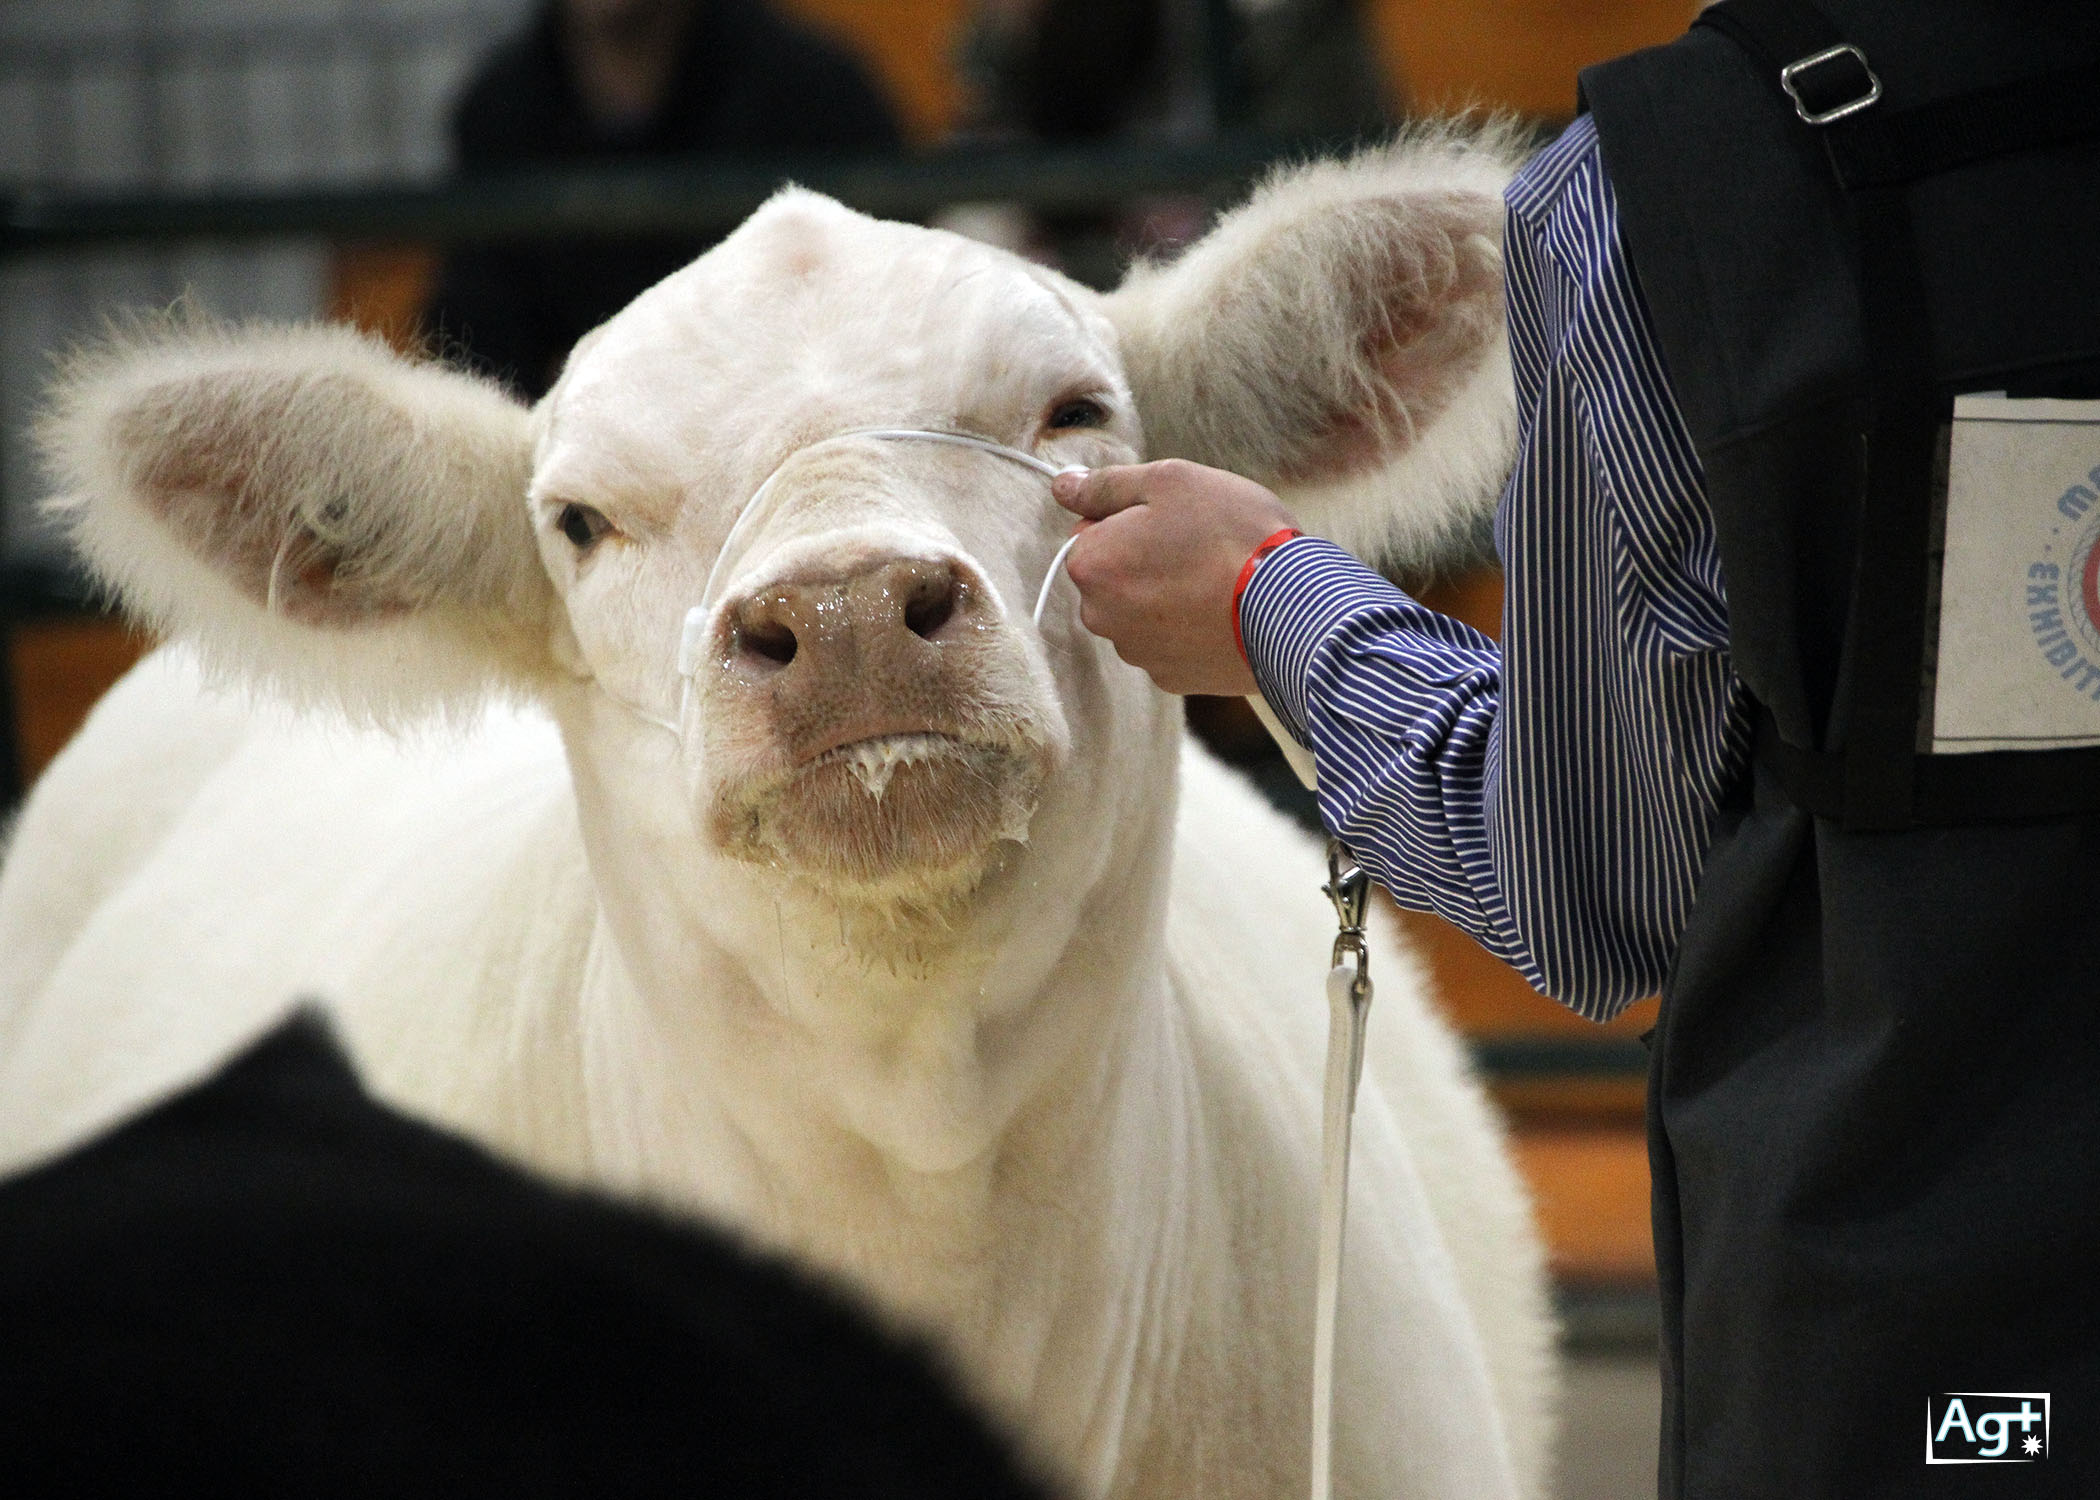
1932,394,2100,753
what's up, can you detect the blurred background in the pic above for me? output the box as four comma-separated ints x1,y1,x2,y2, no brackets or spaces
0,1,1699,1493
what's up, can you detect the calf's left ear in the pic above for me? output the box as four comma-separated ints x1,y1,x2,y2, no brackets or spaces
1104,124,1525,570
39,318,551,723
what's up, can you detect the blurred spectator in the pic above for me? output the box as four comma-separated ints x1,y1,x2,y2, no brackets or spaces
958,0,1397,143
949,0,1397,282
429,0,902,397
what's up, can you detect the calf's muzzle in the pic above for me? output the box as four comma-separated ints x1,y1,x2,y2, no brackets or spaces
719,553,1002,762
728,554,973,671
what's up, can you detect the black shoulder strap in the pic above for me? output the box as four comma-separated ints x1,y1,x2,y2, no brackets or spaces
1701,1,2100,185
1699,0,2100,829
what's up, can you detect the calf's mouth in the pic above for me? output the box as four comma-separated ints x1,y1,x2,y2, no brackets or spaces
810,731,965,798
699,543,1060,898
709,721,1049,895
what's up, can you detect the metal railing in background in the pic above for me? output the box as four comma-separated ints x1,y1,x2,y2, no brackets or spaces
0,3,527,191
1,134,1319,250
0,0,533,577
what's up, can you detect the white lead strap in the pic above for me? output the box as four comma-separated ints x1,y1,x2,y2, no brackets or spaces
1245,680,1362,1500
1313,841,1373,1500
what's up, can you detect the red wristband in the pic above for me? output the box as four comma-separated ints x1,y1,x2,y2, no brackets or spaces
1231,528,1306,664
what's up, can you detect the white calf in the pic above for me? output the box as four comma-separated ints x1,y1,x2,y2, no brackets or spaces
0,127,1554,1498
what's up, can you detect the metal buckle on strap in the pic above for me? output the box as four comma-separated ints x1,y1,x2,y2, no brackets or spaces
1323,841,1370,974
1780,43,1882,125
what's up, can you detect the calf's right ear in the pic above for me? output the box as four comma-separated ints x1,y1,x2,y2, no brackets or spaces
1104,123,1526,572
39,319,551,722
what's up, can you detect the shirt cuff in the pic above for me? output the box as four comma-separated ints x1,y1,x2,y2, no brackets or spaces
1237,536,1405,747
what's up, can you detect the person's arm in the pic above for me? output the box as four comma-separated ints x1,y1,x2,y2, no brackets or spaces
1236,536,1507,937
1249,115,1746,1018
1061,116,1749,1020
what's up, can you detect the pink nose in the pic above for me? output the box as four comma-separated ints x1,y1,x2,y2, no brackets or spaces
723,555,983,681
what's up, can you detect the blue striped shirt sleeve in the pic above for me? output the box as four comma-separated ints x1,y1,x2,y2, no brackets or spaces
1239,114,1751,1021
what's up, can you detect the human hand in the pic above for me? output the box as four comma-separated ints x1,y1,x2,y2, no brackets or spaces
1050,460,1300,697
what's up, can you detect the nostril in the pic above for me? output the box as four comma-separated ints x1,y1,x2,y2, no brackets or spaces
739,618,799,665
730,593,800,669
904,576,957,640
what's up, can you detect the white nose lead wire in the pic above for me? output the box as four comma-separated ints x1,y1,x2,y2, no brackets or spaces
695,427,1082,629
693,426,1087,651
634,428,1088,738
1032,532,1083,630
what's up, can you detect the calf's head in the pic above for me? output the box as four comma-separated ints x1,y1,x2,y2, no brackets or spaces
43,129,1520,942
533,199,1137,914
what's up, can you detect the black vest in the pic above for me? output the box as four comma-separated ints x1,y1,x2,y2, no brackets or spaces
1584,3,2100,1495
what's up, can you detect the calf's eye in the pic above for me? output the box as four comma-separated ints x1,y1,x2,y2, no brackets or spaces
556,502,614,549
1046,398,1108,431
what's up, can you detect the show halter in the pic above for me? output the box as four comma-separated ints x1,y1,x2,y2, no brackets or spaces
692,427,1090,650
606,427,1088,736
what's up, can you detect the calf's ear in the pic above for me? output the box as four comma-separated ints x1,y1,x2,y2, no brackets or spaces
39,318,551,722
1104,123,1525,570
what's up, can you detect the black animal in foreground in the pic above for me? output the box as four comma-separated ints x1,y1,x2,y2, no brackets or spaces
0,1013,1052,1498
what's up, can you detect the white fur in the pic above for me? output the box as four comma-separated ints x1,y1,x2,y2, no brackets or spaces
1109,122,1527,564
37,316,549,724
1,132,1553,1500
